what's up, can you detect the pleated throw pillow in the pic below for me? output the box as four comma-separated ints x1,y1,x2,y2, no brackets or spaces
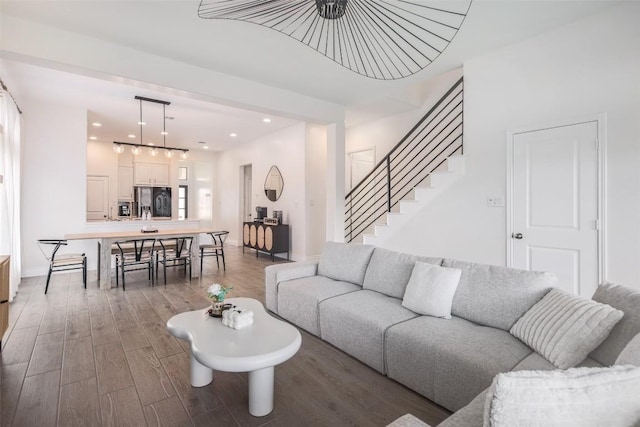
510,289,624,369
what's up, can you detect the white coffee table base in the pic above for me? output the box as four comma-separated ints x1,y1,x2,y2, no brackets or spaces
190,355,275,417
190,354,214,387
248,367,275,417
167,298,301,418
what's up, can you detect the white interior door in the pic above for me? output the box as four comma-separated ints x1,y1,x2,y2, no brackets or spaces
87,175,109,221
349,148,375,189
242,164,252,222
510,121,600,297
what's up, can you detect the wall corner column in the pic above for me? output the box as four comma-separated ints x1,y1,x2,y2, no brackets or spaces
326,122,345,242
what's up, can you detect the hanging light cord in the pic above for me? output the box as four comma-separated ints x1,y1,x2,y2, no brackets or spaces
139,98,144,145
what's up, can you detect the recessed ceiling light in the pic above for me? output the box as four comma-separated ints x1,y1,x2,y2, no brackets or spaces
263,118,271,123
92,122,102,127
148,142,154,146
128,134,136,138
138,121,146,126
203,146,209,150
161,131,168,135
230,133,237,137
89,136,97,140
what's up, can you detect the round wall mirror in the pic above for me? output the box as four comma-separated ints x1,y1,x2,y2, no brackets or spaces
264,165,284,201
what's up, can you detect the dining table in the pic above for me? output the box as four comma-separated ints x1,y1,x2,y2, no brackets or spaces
65,228,217,290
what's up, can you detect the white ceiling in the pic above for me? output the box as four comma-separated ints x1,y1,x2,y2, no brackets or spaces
1,59,301,151
0,1,621,150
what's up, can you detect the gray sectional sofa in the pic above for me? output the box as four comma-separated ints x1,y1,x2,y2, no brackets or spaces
264,242,640,426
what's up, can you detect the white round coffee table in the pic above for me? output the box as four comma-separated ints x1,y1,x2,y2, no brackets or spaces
166,297,301,417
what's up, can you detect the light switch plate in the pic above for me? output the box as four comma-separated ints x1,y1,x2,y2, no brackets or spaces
487,196,504,207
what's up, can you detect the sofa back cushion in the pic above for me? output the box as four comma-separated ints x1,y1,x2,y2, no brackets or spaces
317,242,375,286
589,281,640,366
616,333,640,366
443,259,556,331
362,248,442,299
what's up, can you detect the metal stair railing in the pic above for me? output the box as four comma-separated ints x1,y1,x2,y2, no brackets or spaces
345,77,464,242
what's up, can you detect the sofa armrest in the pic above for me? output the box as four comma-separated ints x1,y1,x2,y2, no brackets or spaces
265,261,319,313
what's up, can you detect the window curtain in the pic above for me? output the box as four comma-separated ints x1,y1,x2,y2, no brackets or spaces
0,86,22,301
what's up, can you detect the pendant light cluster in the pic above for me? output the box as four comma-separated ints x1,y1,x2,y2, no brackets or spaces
113,96,188,159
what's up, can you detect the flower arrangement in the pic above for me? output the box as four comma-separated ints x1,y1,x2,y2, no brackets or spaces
207,283,233,302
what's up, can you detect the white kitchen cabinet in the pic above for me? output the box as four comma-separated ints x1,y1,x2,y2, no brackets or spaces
117,166,134,200
134,162,169,186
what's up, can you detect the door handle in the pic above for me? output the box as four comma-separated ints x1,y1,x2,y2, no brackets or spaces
512,233,523,239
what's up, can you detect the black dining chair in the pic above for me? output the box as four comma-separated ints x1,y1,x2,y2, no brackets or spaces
156,237,193,285
114,239,156,290
38,239,87,294
200,231,229,272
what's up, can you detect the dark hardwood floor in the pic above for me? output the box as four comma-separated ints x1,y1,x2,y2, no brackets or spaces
0,246,450,427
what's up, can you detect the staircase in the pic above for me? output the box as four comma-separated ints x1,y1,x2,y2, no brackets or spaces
345,78,464,244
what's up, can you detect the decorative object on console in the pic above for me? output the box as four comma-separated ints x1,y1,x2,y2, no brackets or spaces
207,283,233,317
255,206,268,222
222,306,254,329
112,96,188,159
263,217,279,225
197,0,472,80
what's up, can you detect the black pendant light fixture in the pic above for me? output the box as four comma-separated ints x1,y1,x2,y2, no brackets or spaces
198,0,472,80
113,96,188,159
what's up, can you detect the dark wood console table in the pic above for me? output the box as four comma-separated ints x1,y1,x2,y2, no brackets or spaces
243,222,289,261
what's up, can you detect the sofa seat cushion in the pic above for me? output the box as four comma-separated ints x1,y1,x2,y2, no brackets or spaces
443,259,555,331
437,389,486,427
363,247,443,299
317,241,375,286
385,316,532,412
512,352,603,372
318,290,417,373
589,281,640,366
277,276,360,336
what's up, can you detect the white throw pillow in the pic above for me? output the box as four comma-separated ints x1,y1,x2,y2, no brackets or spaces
401,262,462,319
510,288,623,369
483,365,640,427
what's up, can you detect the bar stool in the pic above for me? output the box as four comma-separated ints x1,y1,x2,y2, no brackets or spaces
38,239,87,294
114,239,156,290
200,231,229,272
156,237,193,285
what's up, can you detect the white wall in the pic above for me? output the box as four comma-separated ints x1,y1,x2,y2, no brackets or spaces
345,68,463,191
305,124,327,259
21,99,90,277
216,123,310,260
381,4,640,290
